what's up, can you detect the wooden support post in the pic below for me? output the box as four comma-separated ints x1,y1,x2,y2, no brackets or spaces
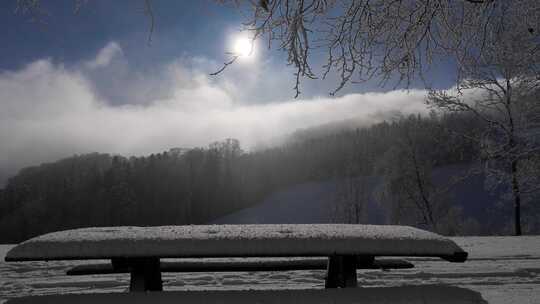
325,255,359,288
112,258,162,292
356,255,375,268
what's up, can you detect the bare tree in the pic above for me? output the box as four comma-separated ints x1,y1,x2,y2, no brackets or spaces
216,0,536,97
18,1,539,98
427,2,540,235
376,116,440,231
332,176,369,224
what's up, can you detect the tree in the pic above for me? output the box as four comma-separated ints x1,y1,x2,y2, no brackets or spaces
427,1,540,235
17,1,539,97
216,0,539,97
376,116,444,232
332,176,369,224
8,1,540,236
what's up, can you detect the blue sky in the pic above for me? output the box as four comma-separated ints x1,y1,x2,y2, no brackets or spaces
0,0,456,184
1,0,457,98
1,1,235,69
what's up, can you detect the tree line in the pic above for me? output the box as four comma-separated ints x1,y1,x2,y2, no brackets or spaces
0,110,538,242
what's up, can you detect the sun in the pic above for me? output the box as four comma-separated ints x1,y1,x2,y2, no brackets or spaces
233,36,255,58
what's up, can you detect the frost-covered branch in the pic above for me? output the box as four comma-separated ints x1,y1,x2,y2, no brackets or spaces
426,1,540,235
217,0,524,96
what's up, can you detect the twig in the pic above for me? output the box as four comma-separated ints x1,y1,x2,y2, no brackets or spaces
210,55,239,76
143,0,155,46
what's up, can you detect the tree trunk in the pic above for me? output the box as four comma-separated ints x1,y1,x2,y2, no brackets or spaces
510,160,522,236
410,148,436,231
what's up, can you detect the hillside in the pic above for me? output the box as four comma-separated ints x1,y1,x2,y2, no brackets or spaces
1,113,538,242
212,164,508,235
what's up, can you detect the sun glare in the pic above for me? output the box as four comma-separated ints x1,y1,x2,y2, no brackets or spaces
233,37,254,58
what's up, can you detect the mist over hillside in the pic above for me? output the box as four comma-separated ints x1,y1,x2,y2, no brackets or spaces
0,55,430,186
0,112,538,242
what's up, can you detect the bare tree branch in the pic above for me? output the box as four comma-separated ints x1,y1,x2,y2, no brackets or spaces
427,1,540,235
210,55,240,76
218,0,517,97
143,0,155,46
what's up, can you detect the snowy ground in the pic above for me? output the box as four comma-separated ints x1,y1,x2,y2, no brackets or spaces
1,236,539,303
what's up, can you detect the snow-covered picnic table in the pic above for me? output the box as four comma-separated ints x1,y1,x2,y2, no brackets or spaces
5,224,467,292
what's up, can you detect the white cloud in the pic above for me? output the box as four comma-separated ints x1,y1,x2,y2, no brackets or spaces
84,42,123,69
0,42,431,183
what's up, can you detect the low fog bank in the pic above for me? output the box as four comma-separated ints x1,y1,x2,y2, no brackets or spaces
0,42,430,185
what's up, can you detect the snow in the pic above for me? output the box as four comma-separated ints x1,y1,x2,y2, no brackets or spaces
1,236,539,304
210,180,380,224
452,236,540,259
5,224,465,261
211,165,501,230
0,245,11,260
4,286,486,303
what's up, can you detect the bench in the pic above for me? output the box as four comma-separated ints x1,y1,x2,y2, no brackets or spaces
65,257,414,275
5,224,467,292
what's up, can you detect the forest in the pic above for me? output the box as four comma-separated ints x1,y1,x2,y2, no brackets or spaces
0,111,538,243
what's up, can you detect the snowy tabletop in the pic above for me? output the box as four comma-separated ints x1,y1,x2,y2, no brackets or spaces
5,224,466,261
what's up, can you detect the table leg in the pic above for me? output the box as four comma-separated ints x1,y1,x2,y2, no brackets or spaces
325,255,358,288
111,258,162,292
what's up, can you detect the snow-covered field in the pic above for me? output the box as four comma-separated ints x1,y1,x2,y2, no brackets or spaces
1,236,539,303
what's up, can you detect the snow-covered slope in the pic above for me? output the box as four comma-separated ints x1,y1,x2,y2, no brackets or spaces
212,164,507,233
211,179,384,225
